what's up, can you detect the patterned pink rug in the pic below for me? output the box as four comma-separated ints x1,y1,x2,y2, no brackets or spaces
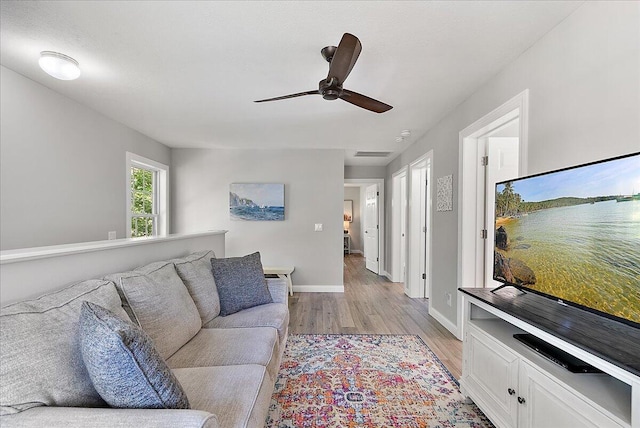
266,334,493,428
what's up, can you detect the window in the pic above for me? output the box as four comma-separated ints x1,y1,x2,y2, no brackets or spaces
126,153,168,238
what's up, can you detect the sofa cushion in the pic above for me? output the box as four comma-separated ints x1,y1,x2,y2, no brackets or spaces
0,407,219,428
210,252,273,316
0,280,128,415
173,250,220,324
204,302,289,345
173,365,273,428
167,327,280,382
79,301,190,409
105,261,201,360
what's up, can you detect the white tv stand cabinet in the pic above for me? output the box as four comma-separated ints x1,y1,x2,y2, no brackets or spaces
459,288,640,428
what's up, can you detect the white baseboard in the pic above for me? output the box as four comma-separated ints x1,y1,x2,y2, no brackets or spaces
429,307,460,338
292,285,345,293
349,250,363,255
382,270,393,281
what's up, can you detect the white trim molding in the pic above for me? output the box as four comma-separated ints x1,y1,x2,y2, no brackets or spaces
293,285,345,293
429,306,459,338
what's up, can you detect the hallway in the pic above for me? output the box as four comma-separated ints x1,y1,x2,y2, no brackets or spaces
288,253,464,379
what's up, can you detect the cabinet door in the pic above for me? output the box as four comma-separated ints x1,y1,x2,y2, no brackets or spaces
463,327,519,428
517,361,623,428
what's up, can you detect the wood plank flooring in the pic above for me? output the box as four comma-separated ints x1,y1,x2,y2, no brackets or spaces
288,253,464,379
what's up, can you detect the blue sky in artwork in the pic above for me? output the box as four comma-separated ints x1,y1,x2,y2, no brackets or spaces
230,183,284,206
497,154,640,202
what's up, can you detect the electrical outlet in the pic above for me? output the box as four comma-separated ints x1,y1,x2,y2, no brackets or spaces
314,223,323,232
446,293,452,307
108,231,117,240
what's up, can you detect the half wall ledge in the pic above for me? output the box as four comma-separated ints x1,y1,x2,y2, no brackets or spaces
0,230,228,264
0,231,227,305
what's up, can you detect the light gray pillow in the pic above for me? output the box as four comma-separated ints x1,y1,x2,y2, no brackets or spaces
210,252,273,316
105,261,201,360
174,250,220,324
0,280,129,415
79,301,190,409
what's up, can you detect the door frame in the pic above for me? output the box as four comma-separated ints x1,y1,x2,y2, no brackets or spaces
344,178,385,277
456,89,529,339
407,151,432,302
391,166,408,283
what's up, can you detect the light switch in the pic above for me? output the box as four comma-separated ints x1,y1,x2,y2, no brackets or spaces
314,223,323,232
108,231,117,240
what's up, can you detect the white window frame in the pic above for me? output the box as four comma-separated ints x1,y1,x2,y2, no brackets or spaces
126,152,169,238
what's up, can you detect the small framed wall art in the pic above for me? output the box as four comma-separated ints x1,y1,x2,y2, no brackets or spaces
344,200,353,222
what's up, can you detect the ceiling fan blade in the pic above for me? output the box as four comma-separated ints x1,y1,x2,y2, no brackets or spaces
340,89,393,113
327,33,362,84
254,90,319,103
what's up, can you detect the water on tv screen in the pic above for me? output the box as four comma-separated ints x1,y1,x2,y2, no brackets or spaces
493,152,640,326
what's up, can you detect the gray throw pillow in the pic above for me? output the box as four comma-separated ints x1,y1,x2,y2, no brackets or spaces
210,252,273,316
79,301,190,409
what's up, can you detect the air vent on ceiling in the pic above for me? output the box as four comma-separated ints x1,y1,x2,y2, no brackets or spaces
354,151,392,158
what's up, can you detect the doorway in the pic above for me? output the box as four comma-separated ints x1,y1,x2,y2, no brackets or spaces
407,152,432,300
457,89,529,339
364,184,380,273
344,179,385,277
391,167,408,284
481,125,520,287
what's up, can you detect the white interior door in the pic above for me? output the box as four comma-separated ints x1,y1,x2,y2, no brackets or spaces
399,175,407,284
484,137,519,287
417,166,428,298
422,165,430,298
392,170,408,284
364,184,379,274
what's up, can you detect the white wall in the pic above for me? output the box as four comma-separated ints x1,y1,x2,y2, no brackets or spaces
344,165,387,180
386,2,640,329
344,187,362,252
171,148,344,287
0,66,171,250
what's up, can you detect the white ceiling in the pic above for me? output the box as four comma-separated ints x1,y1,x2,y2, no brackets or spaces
0,1,582,166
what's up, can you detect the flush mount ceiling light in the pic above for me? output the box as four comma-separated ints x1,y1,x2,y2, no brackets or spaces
39,51,81,80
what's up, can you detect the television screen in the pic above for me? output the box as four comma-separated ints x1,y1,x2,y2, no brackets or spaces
493,152,640,326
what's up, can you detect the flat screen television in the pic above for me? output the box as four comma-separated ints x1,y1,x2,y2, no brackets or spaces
493,152,640,328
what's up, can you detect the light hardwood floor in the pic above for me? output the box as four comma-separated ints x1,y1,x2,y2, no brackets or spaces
288,253,464,379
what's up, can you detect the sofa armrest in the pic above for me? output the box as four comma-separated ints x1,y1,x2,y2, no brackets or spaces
266,277,288,304
0,407,218,428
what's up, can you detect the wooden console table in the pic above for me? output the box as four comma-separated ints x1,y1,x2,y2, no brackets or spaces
263,266,294,296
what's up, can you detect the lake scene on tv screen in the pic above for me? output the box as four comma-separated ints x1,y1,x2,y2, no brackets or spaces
494,154,640,325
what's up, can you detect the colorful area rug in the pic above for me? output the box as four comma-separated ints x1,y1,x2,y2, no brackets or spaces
266,334,493,428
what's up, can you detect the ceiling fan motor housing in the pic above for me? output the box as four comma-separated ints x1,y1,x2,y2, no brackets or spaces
319,77,342,100
320,45,338,63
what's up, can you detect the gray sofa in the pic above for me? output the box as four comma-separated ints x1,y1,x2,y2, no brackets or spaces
0,250,289,428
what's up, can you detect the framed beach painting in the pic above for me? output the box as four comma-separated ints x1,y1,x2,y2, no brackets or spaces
230,183,285,221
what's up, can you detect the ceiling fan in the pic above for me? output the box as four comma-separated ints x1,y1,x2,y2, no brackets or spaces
254,33,393,113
